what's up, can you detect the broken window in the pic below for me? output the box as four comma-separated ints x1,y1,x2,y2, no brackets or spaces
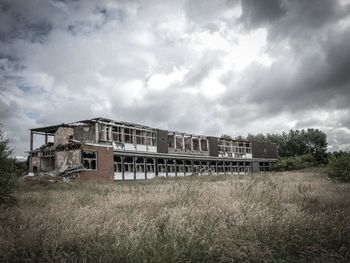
146,132,152,145
124,128,134,143
112,126,123,142
184,136,192,151
121,127,156,146
176,135,183,149
200,138,208,151
168,134,174,148
193,138,200,151
135,129,145,144
82,151,97,170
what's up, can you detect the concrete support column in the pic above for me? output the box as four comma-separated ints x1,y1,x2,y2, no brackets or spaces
121,127,125,143
182,134,185,150
200,161,202,176
165,159,168,177
144,157,147,179
174,160,177,176
154,158,158,177
174,134,177,150
109,126,112,141
243,162,246,174
133,157,136,180
191,160,194,175
30,131,34,151
95,122,99,143
190,137,193,151
216,161,218,175
230,162,233,174
223,162,226,175
103,125,107,141
199,138,202,152
183,160,186,176
121,156,125,181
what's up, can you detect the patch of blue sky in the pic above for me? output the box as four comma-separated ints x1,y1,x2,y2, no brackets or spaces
26,112,40,119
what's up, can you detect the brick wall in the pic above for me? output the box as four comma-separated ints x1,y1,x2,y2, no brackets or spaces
79,144,114,181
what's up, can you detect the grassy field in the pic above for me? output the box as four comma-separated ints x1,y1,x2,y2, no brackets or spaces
1,169,350,262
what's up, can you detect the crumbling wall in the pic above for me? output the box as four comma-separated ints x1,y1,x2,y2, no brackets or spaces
40,157,55,171
31,157,40,172
74,125,95,143
55,150,81,169
54,127,74,146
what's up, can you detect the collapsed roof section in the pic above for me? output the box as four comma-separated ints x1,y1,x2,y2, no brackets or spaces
30,119,96,135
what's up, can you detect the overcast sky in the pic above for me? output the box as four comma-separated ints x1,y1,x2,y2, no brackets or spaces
1,0,350,158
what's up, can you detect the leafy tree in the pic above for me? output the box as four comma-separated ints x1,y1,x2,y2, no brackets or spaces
0,124,18,206
247,133,269,143
304,128,327,161
246,129,327,161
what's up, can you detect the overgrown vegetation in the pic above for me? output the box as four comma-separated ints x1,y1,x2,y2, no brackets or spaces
0,124,23,206
271,154,318,171
1,169,350,262
246,128,328,160
327,152,350,183
224,129,329,171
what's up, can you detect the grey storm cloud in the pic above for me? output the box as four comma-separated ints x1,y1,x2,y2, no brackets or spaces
0,0,350,158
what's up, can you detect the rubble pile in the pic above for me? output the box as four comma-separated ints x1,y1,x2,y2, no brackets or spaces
26,158,86,181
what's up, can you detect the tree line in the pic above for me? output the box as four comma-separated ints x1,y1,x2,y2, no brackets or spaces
223,128,328,161
246,129,328,161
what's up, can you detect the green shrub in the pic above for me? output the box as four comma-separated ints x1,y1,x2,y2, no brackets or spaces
272,154,317,171
0,125,19,206
327,153,350,183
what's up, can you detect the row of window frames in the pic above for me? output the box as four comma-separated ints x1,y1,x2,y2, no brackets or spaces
114,163,251,173
103,133,209,149
100,127,156,138
101,132,156,145
219,142,251,147
168,138,209,150
105,126,156,136
219,146,252,153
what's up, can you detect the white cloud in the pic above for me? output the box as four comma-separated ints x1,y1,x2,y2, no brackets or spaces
0,0,349,156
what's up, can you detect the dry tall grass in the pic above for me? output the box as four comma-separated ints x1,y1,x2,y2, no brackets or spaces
1,169,350,262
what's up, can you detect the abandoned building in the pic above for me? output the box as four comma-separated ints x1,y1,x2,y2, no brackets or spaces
29,117,278,181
